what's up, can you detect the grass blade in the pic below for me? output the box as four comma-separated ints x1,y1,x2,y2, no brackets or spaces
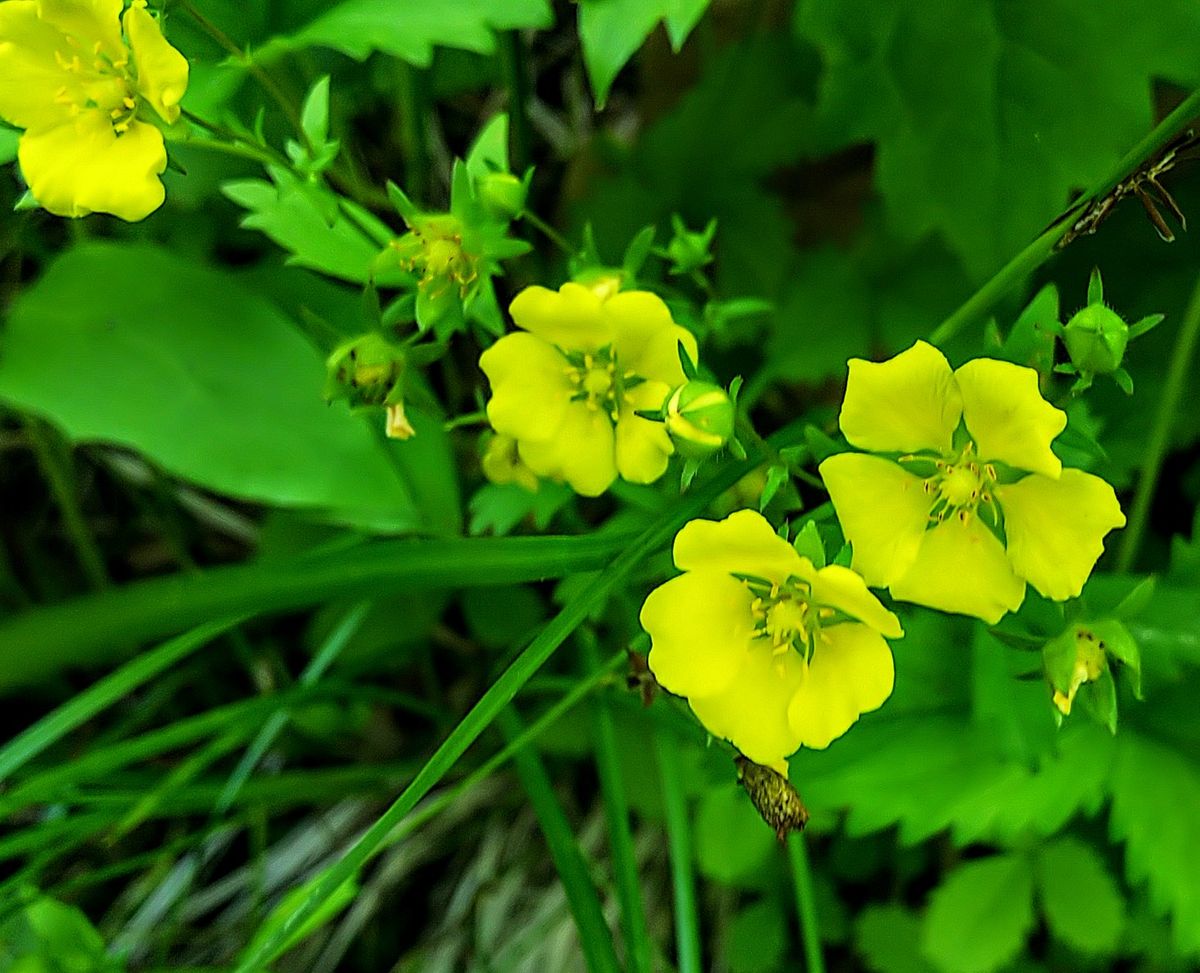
656,731,702,973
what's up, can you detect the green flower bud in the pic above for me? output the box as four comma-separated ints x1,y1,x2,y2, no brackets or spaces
325,333,407,410
1043,623,1108,717
478,171,527,218
665,380,735,459
1062,304,1129,375
665,215,716,276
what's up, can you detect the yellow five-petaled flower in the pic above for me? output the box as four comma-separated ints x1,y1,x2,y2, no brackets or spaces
640,510,903,773
0,0,189,221
479,282,696,497
820,340,1126,624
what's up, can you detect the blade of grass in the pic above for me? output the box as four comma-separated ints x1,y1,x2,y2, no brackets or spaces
787,832,826,973
656,731,702,973
581,632,653,973
231,445,766,973
214,601,371,815
0,531,633,688
498,706,621,973
0,617,243,782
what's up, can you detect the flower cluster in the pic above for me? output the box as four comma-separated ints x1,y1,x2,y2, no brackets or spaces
820,341,1126,624
0,0,189,221
640,510,903,772
479,282,697,496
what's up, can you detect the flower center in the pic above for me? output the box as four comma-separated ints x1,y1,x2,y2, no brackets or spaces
903,441,999,528
740,576,837,674
53,34,139,134
391,217,479,298
562,345,644,424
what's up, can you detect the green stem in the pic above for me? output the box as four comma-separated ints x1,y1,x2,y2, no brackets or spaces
787,832,826,973
523,210,574,254
25,419,108,591
582,633,653,973
656,731,702,973
500,707,622,973
397,63,429,204
499,32,532,172
1116,271,1200,572
929,88,1200,346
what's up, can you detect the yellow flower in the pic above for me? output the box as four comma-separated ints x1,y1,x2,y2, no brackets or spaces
0,0,189,221
639,510,903,772
479,283,697,497
819,341,1126,624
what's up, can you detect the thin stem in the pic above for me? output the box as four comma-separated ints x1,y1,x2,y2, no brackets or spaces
24,419,108,591
174,0,308,146
582,633,653,973
929,87,1200,345
178,109,290,169
1116,271,1200,572
397,64,429,204
787,832,826,973
656,731,702,973
499,32,532,172
523,210,574,254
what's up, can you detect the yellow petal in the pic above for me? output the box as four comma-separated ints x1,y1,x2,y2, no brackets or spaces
819,453,930,588
787,623,894,749
839,340,962,454
509,283,611,351
642,570,756,699
889,515,1026,624
20,114,165,220
480,332,572,442
606,289,696,385
672,509,802,580
518,402,616,497
689,640,807,771
809,564,903,639
954,357,1065,478
995,469,1126,601
37,0,123,58
614,411,673,484
125,1,188,124
0,1,75,129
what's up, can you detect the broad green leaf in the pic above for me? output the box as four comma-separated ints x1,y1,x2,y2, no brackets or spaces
723,898,787,973
1108,732,1200,954
577,0,713,107
222,169,394,284
1035,837,1125,953
693,785,776,887
0,243,441,530
796,0,1200,280
856,904,937,973
256,0,553,65
921,854,1035,973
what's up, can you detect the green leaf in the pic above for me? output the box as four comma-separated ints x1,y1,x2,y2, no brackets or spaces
0,243,440,530
257,0,553,65
723,898,787,973
1035,837,1125,954
0,125,18,166
856,904,937,973
921,854,1035,973
246,874,359,959
222,169,393,283
796,0,1200,280
299,74,331,146
1108,732,1200,955
693,785,776,887
577,0,713,107
464,113,511,182
0,894,123,972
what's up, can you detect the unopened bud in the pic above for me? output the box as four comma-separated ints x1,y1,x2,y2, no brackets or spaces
479,171,526,218
665,381,735,459
325,333,406,409
1063,304,1129,375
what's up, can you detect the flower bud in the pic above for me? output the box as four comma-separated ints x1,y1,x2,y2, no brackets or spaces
665,215,716,276
325,333,407,409
572,267,625,302
1062,304,1129,375
1044,624,1107,716
665,381,735,459
478,171,527,219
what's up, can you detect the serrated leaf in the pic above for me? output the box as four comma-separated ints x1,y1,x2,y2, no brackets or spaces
256,0,553,65
857,904,937,973
1035,837,1125,953
796,0,1200,280
921,854,1035,973
1108,732,1200,955
577,0,713,107
0,243,443,531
